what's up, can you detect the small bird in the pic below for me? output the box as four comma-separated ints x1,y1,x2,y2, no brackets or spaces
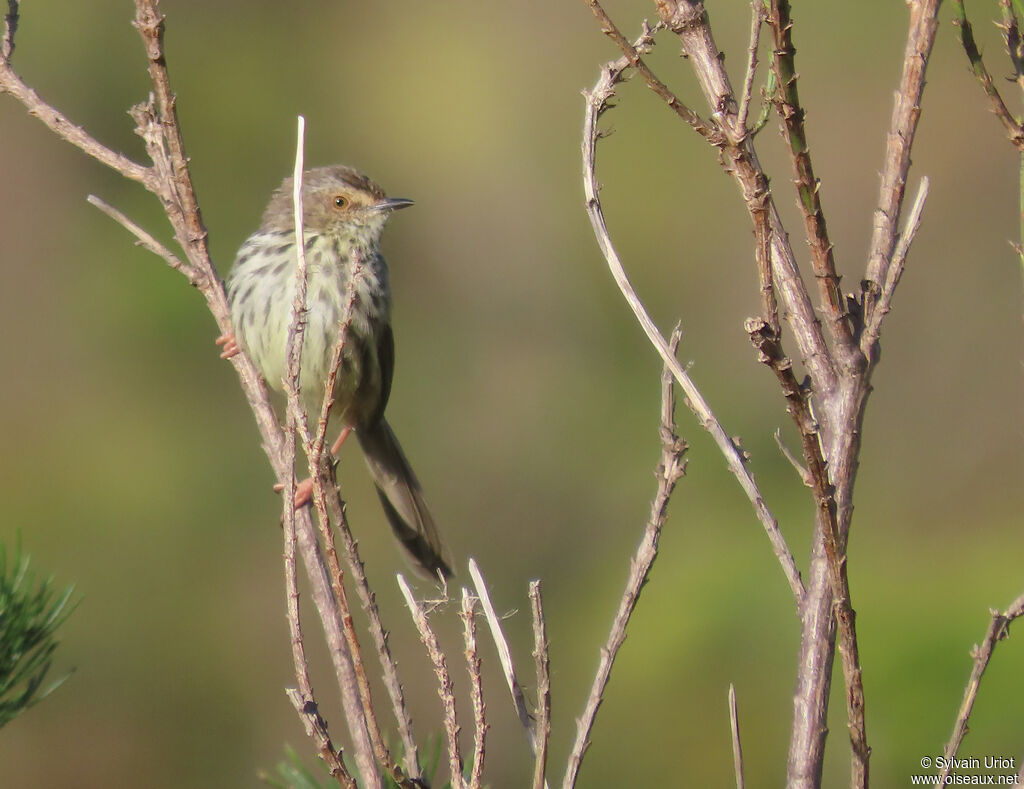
221,165,452,579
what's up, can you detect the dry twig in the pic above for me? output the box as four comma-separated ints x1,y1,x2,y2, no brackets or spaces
286,689,357,789
561,328,687,789
938,592,1024,787
736,1,765,137
460,590,487,789
951,0,1024,148
728,684,744,789
398,575,464,789
862,0,942,342
765,0,852,352
529,582,551,789
468,558,538,755
746,318,869,788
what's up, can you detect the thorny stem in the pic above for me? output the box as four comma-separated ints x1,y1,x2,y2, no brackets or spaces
747,319,869,789
862,0,941,346
561,328,687,789
953,0,1024,270
938,592,1024,788
529,582,552,789
460,590,487,789
765,0,853,356
951,0,1024,148
398,577,464,789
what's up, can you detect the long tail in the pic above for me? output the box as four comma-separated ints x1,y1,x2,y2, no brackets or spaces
357,418,453,579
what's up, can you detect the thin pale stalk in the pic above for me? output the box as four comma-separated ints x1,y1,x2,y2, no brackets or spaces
728,685,744,789
529,582,551,789
467,558,537,754
86,195,197,284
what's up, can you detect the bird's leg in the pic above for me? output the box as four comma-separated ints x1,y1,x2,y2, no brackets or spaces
330,425,354,456
276,426,354,508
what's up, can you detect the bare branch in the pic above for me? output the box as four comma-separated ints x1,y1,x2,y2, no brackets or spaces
728,684,744,789
297,355,425,789
862,177,930,352
460,590,487,789
131,0,211,265
292,502,382,788
582,3,712,138
85,195,198,285
302,320,424,789
281,463,355,789
746,319,869,788
765,0,853,354
938,592,1024,788
582,52,804,604
322,471,423,783
0,57,152,189
398,575,464,789
736,1,765,135
285,689,357,789
862,0,942,343
529,582,551,789
774,429,812,487
952,0,1024,149
468,558,537,755
561,329,688,789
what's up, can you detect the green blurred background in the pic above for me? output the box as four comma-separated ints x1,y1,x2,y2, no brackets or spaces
1,1,1021,787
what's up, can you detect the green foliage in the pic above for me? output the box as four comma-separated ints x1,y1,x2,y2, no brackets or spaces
259,745,332,789
0,538,77,728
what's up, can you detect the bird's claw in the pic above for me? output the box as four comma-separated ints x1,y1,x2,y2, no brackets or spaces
215,332,240,359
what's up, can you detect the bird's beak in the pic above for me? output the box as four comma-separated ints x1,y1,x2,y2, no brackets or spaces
376,197,414,212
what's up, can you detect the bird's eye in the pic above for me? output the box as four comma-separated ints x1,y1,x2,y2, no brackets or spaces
333,195,349,209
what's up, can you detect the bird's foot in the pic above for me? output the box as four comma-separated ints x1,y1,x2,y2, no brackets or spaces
215,332,240,359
